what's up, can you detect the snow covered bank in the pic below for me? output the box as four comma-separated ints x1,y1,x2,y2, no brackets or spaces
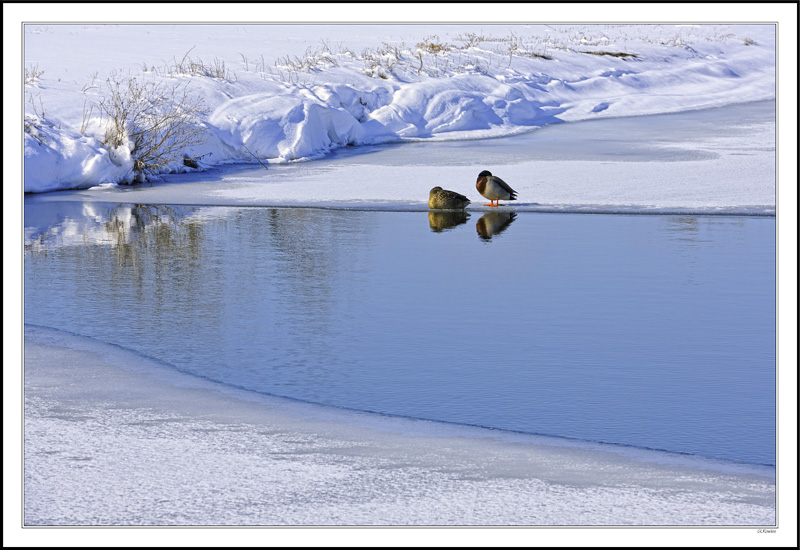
23,100,776,216
23,24,776,193
24,325,775,527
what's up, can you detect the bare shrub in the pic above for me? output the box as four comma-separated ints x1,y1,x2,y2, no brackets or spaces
24,115,47,145
25,90,46,121
96,73,207,179
271,45,341,85
361,42,405,79
168,46,237,81
25,64,45,85
454,32,485,49
416,35,450,54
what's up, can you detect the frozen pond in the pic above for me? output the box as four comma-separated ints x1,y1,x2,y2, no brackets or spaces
24,204,775,466
22,100,779,528
24,100,777,473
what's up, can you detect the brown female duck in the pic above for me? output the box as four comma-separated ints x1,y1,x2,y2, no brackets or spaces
428,186,471,210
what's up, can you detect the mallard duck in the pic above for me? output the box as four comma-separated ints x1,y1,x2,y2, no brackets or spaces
476,170,517,207
428,186,471,210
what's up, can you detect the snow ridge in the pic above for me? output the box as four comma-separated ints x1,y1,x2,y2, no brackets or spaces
23,24,776,193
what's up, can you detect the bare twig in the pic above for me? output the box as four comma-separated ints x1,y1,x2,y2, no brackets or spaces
241,142,269,171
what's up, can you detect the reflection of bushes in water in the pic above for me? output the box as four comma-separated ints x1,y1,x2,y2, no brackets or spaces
23,235,48,258
266,208,345,280
263,208,372,312
663,215,747,244
665,216,701,243
24,204,204,260
105,204,204,267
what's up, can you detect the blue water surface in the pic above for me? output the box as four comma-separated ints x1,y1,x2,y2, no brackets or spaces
24,204,776,465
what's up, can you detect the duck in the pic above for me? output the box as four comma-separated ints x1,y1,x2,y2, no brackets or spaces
476,170,517,207
428,186,471,210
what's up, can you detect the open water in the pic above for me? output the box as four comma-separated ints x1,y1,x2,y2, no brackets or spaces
24,202,776,465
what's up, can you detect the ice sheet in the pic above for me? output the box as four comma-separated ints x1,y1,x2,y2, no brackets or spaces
24,325,775,527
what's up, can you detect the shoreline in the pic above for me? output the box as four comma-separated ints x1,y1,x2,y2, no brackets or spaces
24,193,778,217
24,326,776,527
22,99,776,218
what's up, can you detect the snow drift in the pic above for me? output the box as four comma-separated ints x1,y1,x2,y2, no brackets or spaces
23,24,776,193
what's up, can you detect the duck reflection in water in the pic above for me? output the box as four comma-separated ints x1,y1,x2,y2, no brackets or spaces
476,212,517,241
428,210,471,232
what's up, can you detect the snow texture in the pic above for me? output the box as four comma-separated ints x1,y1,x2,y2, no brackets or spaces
23,24,776,195
24,326,776,527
